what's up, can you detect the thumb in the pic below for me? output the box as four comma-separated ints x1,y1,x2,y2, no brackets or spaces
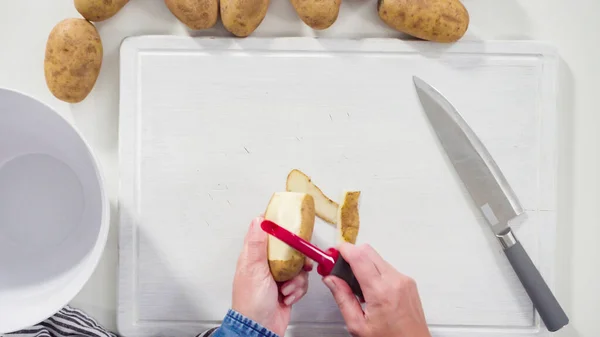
241,216,268,265
323,276,365,329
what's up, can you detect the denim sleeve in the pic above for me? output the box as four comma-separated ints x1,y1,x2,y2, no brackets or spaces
207,309,280,337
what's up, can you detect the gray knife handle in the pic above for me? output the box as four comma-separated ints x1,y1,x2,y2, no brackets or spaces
500,230,569,332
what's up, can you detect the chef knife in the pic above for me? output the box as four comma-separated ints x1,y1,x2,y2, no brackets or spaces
413,76,568,332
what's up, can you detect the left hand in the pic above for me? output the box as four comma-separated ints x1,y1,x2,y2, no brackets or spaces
232,216,312,336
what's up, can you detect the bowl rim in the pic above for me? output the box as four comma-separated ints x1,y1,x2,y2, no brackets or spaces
0,87,110,334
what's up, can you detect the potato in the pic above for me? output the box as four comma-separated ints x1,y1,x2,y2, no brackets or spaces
44,19,103,103
165,0,219,30
220,0,269,37
337,191,360,244
290,0,341,30
265,192,315,282
74,0,129,21
286,169,338,225
377,0,469,43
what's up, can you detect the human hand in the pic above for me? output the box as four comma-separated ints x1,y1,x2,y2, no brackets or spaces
231,216,312,336
323,243,431,337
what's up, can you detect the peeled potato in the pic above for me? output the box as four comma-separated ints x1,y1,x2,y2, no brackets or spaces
165,0,219,30
74,0,129,21
44,19,103,103
337,191,360,244
377,0,469,43
290,0,341,30
286,169,338,225
265,192,315,282
220,0,269,37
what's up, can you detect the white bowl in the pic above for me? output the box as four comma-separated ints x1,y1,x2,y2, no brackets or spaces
0,89,109,333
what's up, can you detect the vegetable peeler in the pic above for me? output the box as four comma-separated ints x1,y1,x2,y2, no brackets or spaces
261,220,364,300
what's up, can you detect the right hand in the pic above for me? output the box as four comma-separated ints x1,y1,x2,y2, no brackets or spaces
322,243,431,337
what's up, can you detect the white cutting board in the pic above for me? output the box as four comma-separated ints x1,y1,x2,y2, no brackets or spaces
118,37,558,337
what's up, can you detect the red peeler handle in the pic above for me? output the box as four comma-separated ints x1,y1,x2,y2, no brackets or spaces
261,220,365,299
261,220,336,276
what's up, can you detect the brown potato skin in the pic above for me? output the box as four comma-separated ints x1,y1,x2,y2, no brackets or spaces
44,19,103,103
269,255,305,282
338,191,360,244
377,0,469,43
290,0,341,30
165,0,219,30
286,169,339,225
220,0,269,37
74,0,129,22
267,194,315,282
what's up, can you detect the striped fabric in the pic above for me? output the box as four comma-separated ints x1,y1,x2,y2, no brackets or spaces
4,306,217,337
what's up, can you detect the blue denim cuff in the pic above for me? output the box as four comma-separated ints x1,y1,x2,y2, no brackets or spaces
211,309,280,337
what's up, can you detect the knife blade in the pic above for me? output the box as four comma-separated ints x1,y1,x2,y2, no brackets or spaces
413,76,568,332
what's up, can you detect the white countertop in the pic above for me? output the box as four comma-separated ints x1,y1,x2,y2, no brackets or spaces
0,1,598,336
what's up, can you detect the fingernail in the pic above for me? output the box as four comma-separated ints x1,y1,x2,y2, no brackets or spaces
281,284,296,296
323,277,336,291
284,295,296,306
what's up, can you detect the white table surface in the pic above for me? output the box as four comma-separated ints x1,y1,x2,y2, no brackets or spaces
0,1,598,336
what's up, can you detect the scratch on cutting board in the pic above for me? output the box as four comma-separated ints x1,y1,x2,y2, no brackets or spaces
347,112,350,118
296,136,301,141
213,184,229,190
205,220,210,227
208,193,213,200
244,146,250,154
329,114,333,121
227,200,232,207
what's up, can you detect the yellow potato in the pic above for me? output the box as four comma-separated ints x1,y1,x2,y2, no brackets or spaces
290,0,341,30
265,192,315,282
268,255,306,283
220,0,269,37
44,19,103,103
74,0,129,22
165,0,219,30
377,0,469,43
